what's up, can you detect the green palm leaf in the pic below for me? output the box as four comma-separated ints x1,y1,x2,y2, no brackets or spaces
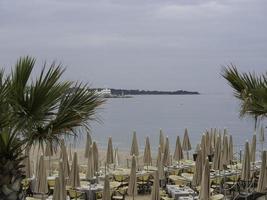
2,56,105,147
222,65,267,128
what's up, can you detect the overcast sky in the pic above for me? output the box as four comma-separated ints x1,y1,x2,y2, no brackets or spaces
0,0,266,94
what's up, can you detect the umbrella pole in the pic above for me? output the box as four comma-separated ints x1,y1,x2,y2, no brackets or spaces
133,183,135,200
219,170,222,194
187,151,189,160
245,180,248,200
223,170,226,200
49,156,51,176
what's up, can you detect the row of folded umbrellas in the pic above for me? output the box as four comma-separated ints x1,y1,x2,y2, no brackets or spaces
23,127,267,200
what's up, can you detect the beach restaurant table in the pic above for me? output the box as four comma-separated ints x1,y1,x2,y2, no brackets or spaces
110,168,152,177
166,185,196,200
179,170,240,183
168,174,191,185
210,169,240,179
227,162,261,171
179,196,198,200
144,166,158,171
77,181,121,200
168,160,195,169
77,184,103,200
168,160,195,174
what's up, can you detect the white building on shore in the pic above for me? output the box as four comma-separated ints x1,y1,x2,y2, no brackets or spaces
95,88,112,97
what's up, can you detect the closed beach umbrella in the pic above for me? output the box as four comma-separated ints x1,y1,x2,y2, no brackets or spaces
106,137,114,165
158,152,165,180
130,131,139,156
199,157,210,200
53,161,67,200
205,131,212,156
159,129,165,153
102,175,111,200
86,146,95,179
60,140,70,177
223,128,227,137
45,142,53,157
195,144,200,152
163,137,170,166
45,142,53,176
151,170,160,200
228,135,234,162
212,130,217,151
241,141,250,181
221,135,229,166
128,155,137,198
260,125,265,143
210,130,215,152
84,132,92,158
156,146,162,167
260,125,265,151
192,150,203,186
182,128,192,151
173,136,183,162
114,147,120,168
92,141,99,173
200,134,207,166
256,151,267,192
68,144,72,162
212,135,222,170
34,155,48,194
182,128,192,159
214,128,217,140
250,134,256,163
143,137,152,166
24,147,32,178
68,152,80,188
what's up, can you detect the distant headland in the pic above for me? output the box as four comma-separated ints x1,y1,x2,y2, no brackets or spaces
93,88,199,98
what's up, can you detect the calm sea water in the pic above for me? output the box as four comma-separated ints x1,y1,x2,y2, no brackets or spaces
81,94,266,153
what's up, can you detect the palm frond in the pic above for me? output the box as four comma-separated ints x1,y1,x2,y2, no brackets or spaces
222,64,267,120
0,70,10,129
0,56,105,148
40,84,105,142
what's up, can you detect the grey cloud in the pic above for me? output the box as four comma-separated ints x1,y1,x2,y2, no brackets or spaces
0,0,266,93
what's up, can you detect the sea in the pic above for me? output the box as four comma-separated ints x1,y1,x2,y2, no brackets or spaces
77,94,266,154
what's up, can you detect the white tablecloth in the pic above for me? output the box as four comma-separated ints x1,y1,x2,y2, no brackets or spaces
166,185,196,200
77,184,103,200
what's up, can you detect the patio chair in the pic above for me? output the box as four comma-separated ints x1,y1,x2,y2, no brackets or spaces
95,191,103,199
68,188,86,199
47,179,56,195
210,194,224,200
137,174,152,194
111,186,128,200
22,178,33,197
113,174,128,187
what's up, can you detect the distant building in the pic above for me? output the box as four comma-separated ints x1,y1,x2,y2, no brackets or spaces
95,88,111,97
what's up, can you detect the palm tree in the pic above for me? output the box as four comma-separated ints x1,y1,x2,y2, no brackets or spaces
221,64,267,130
0,56,105,199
